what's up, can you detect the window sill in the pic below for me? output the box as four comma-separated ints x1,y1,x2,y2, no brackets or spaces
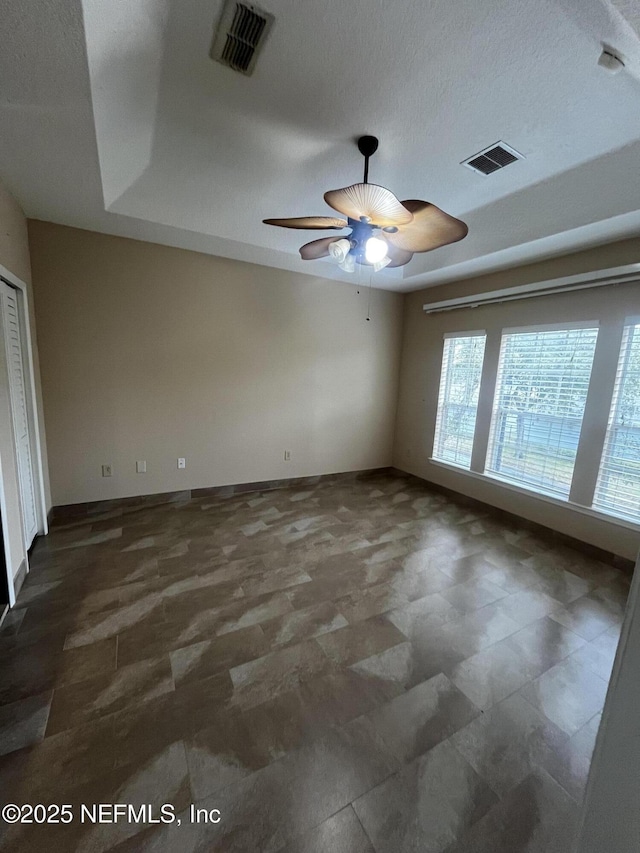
428,457,640,533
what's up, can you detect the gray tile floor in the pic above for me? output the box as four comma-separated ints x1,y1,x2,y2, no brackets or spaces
0,471,630,851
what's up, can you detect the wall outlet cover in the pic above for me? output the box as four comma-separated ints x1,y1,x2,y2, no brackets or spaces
136,460,147,473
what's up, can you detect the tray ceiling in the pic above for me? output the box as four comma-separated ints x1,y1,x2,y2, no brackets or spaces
2,0,640,291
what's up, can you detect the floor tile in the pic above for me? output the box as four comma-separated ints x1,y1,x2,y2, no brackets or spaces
567,625,620,681
493,588,563,627
442,767,580,853
449,639,536,710
0,740,190,853
185,711,272,800
242,566,313,597
63,593,166,649
261,601,348,647
441,577,509,613
214,591,295,636
521,557,593,603
55,636,118,688
0,692,52,756
0,640,60,705
438,553,498,584
1,471,625,853
353,739,498,853
315,616,407,666
169,625,268,686
196,718,399,852
549,590,623,641
451,693,568,796
364,672,480,763
0,714,115,800
278,805,375,853
0,606,27,636
113,671,234,768
229,638,336,708
46,655,174,735
537,712,602,802
335,581,411,623
519,657,610,735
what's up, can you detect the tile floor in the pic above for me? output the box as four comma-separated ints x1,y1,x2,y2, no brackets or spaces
0,471,631,852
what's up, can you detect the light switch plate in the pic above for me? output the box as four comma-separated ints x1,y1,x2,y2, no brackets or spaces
177,458,186,469
136,460,147,473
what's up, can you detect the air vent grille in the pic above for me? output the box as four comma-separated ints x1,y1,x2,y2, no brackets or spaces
463,142,524,176
210,1,274,76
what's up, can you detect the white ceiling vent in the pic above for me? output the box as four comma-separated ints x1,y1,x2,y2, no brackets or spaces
462,142,524,176
210,1,274,76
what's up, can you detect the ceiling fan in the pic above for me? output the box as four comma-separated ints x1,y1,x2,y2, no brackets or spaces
263,136,468,272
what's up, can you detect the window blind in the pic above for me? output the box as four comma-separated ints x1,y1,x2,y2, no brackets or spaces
593,322,640,523
486,326,599,497
433,333,486,469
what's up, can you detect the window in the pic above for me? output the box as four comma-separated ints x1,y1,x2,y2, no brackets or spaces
433,333,486,468
486,325,599,497
593,322,640,522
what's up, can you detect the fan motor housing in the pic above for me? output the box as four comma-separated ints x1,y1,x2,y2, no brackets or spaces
347,218,377,262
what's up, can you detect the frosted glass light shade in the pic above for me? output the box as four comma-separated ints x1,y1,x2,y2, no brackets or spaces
339,254,356,272
372,256,391,272
365,236,388,264
328,238,351,264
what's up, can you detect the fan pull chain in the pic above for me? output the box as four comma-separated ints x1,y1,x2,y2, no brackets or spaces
366,269,373,322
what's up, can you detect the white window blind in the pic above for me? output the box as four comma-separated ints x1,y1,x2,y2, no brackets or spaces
486,326,599,498
433,333,486,468
593,322,640,523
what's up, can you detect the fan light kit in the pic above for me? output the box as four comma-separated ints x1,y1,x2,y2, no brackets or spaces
264,136,468,271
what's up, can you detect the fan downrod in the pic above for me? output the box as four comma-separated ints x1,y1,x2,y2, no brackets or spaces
357,135,379,184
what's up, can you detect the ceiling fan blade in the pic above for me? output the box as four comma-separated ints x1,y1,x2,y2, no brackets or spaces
383,241,414,268
299,236,340,260
386,200,468,253
323,184,414,227
263,216,347,230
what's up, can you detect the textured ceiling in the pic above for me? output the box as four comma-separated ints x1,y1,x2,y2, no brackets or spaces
2,0,640,291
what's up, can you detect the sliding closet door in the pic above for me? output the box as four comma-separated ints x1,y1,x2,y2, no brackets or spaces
0,282,38,548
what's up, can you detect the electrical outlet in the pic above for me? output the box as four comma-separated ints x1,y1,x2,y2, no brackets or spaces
101,464,112,477
177,458,186,469
284,450,291,461
136,460,147,473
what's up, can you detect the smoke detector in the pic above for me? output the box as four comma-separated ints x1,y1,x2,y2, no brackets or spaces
210,1,274,76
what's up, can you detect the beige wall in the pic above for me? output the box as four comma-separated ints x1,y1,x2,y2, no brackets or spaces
28,221,404,507
414,234,640,304
0,184,31,286
394,255,640,560
0,179,50,585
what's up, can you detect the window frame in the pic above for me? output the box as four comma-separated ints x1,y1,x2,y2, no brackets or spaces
432,330,487,471
592,317,640,523
484,322,600,500
429,317,640,531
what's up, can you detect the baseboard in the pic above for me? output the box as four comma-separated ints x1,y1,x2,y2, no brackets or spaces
50,467,395,524
13,559,28,599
